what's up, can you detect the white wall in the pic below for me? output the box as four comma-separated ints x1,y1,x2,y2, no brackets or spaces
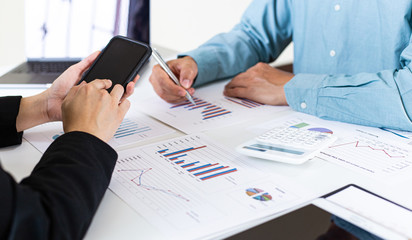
0,0,25,66
151,0,252,52
151,0,293,66
0,0,293,67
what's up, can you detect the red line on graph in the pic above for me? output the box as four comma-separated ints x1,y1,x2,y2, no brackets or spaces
119,168,190,201
328,141,405,158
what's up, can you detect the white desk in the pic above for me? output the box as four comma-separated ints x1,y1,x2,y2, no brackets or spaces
1,48,412,240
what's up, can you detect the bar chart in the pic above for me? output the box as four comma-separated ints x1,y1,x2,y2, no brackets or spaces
225,97,264,109
24,110,175,152
109,134,305,238
158,145,238,181
138,80,289,133
170,97,232,120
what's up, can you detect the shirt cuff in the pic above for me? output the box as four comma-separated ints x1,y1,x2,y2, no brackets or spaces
284,73,327,115
178,47,220,87
51,131,117,160
0,96,23,147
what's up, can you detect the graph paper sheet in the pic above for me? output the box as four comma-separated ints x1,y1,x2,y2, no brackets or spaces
137,80,290,134
109,133,310,240
23,109,175,152
249,112,412,182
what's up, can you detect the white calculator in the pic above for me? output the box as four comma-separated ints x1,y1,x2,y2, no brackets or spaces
236,127,337,164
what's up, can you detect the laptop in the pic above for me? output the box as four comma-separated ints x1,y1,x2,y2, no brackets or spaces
0,0,149,87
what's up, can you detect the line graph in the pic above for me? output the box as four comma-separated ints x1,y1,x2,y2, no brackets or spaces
321,136,411,176
108,134,304,237
117,168,190,201
329,141,406,158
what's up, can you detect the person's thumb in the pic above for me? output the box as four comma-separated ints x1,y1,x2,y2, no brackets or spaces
179,68,196,89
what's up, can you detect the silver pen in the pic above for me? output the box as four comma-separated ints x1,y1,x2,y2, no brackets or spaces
151,48,196,105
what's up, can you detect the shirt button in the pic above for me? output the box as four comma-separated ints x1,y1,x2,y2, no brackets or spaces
334,4,341,11
330,50,336,57
300,102,307,109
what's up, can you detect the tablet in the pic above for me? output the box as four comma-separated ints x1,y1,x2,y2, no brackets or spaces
226,184,412,240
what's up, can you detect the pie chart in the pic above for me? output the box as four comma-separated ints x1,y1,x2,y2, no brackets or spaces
308,127,333,134
246,188,272,201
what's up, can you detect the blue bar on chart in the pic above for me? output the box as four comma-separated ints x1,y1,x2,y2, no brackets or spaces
114,118,152,139
181,161,200,168
169,154,187,160
161,146,207,157
187,163,218,172
157,149,168,154
200,168,238,180
182,161,237,180
193,165,227,175
158,144,238,181
201,105,231,120
170,98,204,109
225,97,264,108
169,98,232,120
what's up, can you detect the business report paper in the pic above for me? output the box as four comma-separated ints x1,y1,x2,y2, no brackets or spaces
24,109,175,152
137,80,289,134
249,112,412,182
109,134,310,239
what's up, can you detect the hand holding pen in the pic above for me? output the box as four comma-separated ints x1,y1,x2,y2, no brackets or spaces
150,49,197,104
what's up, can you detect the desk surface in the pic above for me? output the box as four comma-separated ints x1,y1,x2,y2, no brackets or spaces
1,47,412,240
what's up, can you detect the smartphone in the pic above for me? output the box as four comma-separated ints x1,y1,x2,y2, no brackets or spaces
79,35,152,92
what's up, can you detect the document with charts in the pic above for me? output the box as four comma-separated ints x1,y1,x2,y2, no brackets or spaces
137,80,289,133
23,109,175,152
109,134,311,240
249,112,412,182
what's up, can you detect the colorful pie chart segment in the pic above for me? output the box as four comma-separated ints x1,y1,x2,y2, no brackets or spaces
308,127,333,134
246,188,272,201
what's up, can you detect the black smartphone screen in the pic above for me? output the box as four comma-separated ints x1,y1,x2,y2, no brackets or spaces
81,36,151,92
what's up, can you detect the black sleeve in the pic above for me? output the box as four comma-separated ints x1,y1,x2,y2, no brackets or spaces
0,131,118,240
0,96,23,147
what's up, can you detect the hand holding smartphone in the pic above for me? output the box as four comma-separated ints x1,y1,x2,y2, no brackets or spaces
79,35,152,92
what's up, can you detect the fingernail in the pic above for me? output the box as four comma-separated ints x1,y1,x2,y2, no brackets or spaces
179,90,186,96
182,79,191,89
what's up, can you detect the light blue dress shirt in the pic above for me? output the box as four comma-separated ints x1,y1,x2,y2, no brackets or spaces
182,0,412,131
